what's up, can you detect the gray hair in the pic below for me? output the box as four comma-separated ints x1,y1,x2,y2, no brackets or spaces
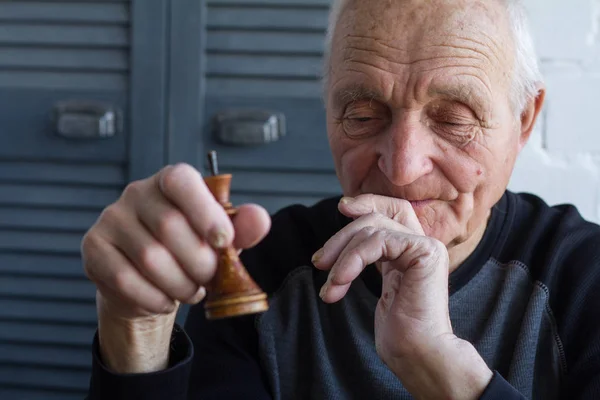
322,0,544,116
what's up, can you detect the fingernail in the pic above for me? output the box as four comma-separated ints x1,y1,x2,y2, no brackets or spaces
326,270,335,285
319,282,329,299
340,197,355,205
158,165,173,193
209,229,229,248
312,248,324,264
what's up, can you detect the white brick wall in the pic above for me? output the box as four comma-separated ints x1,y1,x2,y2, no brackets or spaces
508,0,600,222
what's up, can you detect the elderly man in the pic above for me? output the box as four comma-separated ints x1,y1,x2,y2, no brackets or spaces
84,0,600,399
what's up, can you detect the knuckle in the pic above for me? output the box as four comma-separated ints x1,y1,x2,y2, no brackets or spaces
359,225,377,238
82,257,97,283
428,238,446,253
421,238,448,262
80,233,103,270
395,199,412,212
372,228,389,243
361,212,382,226
346,247,365,264
156,209,186,239
161,163,195,194
80,231,97,255
112,269,134,294
122,180,145,201
358,193,375,203
397,198,411,208
139,244,170,273
100,204,123,224
189,247,218,283
174,283,199,302
182,286,204,305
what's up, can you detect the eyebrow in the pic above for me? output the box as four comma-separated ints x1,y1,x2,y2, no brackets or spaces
427,83,487,111
330,81,489,115
331,83,384,109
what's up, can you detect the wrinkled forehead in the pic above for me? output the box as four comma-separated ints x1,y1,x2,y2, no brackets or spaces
331,0,514,75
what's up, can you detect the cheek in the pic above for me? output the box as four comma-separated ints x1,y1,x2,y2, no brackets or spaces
436,140,486,194
328,125,378,195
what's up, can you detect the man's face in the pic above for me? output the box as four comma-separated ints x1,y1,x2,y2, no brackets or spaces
326,0,535,247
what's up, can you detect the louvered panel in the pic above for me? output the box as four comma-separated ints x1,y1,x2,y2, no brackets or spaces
0,48,127,71
207,5,327,31
204,97,334,171
0,299,96,325
207,31,323,54
0,90,127,162
0,24,128,47
231,170,341,196
0,365,89,392
0,183,120,209
0,230,83,254
0,70,126,90
0,2,129,23
0,208,100,231
0,1,133,397
206,2,328,98
0,385,85,400
0,277,95,301
0,161,126,185
0,389,83,400
0,321,94,348
207,54,320,78
0,254,83,278
0,343,90,369
208,77,321,98
216,0,328,4
232,193,323,215
0,1,130,91
203,1,337,217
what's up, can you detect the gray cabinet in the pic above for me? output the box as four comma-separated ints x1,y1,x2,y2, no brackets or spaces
171,0,342,214
0,0,339,398
0,0,168,398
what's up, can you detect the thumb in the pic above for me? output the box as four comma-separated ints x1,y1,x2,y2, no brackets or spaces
338,194,425,235
231,204,271,249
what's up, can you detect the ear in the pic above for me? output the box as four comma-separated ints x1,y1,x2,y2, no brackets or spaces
518,83,546,151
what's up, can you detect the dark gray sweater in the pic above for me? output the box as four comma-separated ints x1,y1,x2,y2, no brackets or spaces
88,191,600,399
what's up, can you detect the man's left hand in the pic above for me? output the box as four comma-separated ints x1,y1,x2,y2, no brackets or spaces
312,194,493,400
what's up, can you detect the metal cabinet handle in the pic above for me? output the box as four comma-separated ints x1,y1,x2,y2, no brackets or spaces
213,110,286,146
52,100,122,139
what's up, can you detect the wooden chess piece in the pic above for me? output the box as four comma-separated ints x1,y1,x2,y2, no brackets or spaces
202,150,269,320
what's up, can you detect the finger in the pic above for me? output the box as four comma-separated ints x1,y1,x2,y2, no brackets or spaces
320,228,388,303
156,164,234,248
136,191,218,285
338,194,424,235
321,230,434,303
82,233,176,315
103,208,200,303
312,213,412,270
231,204,271,249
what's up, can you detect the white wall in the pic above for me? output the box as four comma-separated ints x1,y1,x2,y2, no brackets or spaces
508,0,600,222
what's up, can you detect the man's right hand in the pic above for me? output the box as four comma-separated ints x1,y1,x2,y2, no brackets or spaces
81,164,271,373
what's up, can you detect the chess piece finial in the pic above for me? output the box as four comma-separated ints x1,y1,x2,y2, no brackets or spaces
202,151,269,320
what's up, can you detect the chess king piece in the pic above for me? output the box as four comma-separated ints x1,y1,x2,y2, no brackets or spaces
202,151,269,319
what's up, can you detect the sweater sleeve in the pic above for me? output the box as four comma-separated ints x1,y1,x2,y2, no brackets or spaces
479,372,526,400
87,324,194,400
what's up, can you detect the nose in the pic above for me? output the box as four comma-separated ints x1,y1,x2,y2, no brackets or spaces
377,113,434,186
